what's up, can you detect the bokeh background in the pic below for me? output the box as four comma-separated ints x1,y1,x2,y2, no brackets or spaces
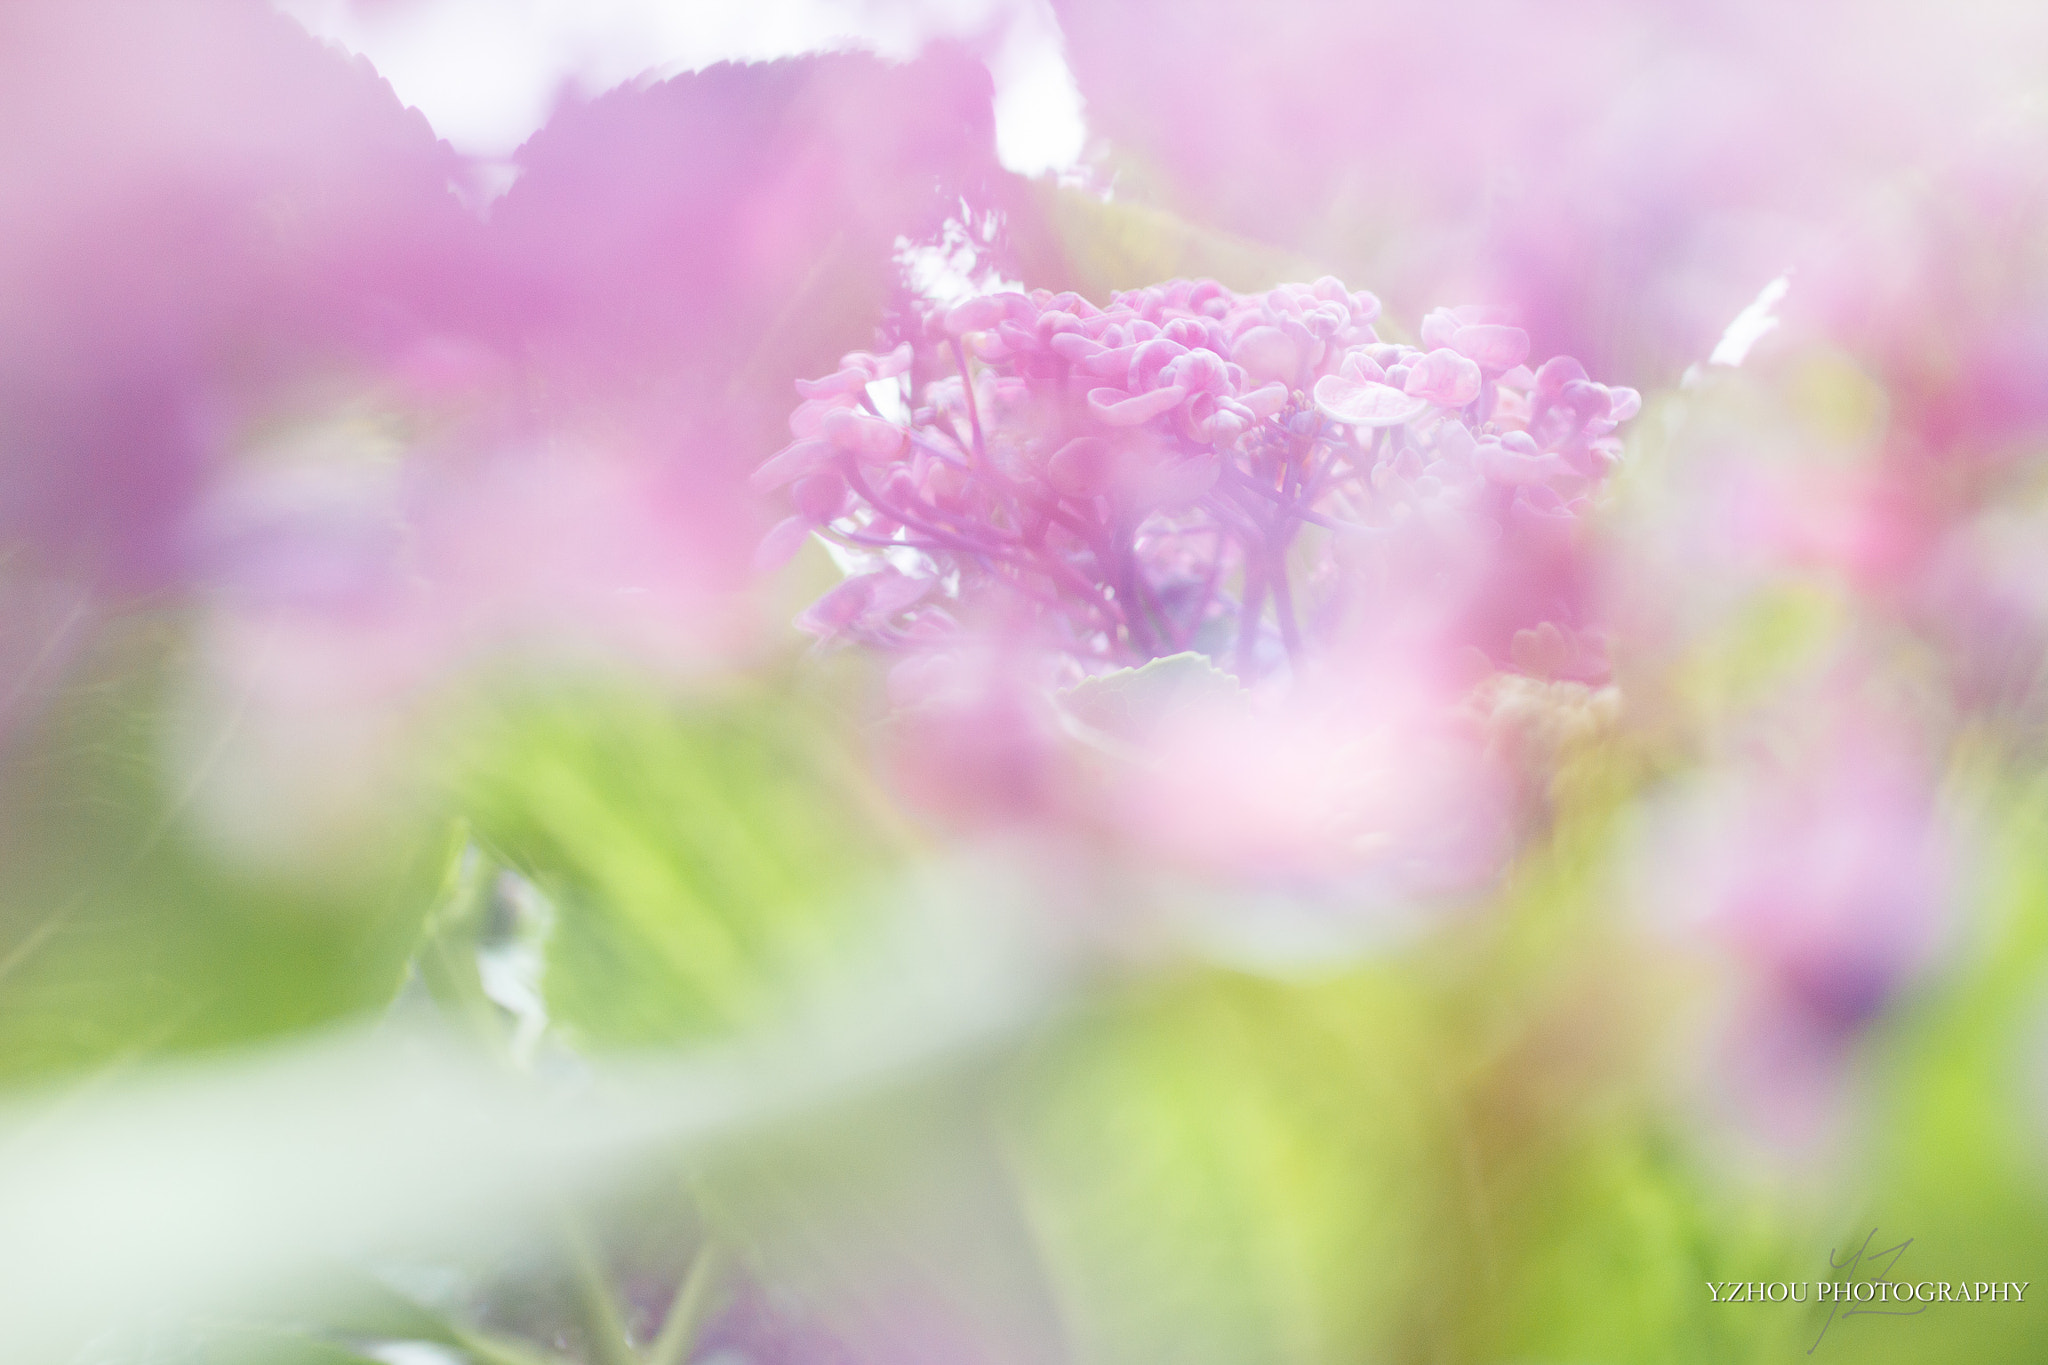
3,1,2047,1362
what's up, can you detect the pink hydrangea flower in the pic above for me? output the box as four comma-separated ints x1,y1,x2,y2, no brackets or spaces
757,279,1637,683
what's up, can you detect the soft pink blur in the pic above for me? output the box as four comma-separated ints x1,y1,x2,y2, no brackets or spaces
0,0,1005,598
0,0,1018,863
1617,111,2048,715
1774,115,2048,711
1052,0,2048,385
1647,679,1960,1158
1100,650,1513,896
0,0,475,588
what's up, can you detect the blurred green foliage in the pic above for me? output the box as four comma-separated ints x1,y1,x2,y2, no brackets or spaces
449,673,905,1047
0,612,440,1084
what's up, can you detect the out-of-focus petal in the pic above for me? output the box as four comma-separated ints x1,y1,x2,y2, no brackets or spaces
1451,324,1531,374
754,514,815,572
822,409,906,464
1047,435,1114,499
1313,375,1427,427
1087,384,1188,426
1404,349,1484,407
752,438,836,492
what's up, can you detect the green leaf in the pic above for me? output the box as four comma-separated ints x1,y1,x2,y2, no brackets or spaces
1056,651,1245,741
448,677,905,1048
1001,971,1439,1365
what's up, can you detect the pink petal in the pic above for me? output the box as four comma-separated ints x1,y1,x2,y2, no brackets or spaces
796,576,876,636
753,514,813,572
1145,452,1222,504
873,342,915,379
1126,337,1190,393
1339,349,1387,383
1510,486,1578,554
795,366,871,399
751,437,835,492
1450,324,1530,374
1534,356,1589,403
1164,347,1230,396
866,567,935,617
1049,332,1104,363
967,331,1011,361
793,469,849,523
1510,622,1573,679
822,408,906,463
1420,307,1463,350
788,397,841,438
995,321,1039,353
1192,406,1248,443
1088,384,1188,426
1558,379,1613,423
1232,325,1303,386
1312,374,1427,427
1475,440,1571,486
1240,381,1290,420
1404,349,1483,407
1076,343,1139,379
1434,419,1476,462
795,568,931,637
944,296,1007,335
1047,435,1113,498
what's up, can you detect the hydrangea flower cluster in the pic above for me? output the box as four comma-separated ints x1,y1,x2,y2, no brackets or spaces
756,278,1639,680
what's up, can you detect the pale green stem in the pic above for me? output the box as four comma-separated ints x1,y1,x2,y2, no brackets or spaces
561,1215,641,1365
644,1240,729,1365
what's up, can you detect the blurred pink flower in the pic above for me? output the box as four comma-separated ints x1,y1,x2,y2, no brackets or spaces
1914,501,2048,714
0,0,1008,624
1098,652,1513,896
1750,116,2048,712
1646,684,1961,1157
877,639,1077,828
1708,748,1951,1034
179,429,755,867
0,0,476,589
1789,117,2048,474
482,45,1005,468
0,0,1025,862
1051,0,2048,384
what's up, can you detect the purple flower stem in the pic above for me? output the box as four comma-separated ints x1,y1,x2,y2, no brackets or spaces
907,431,972,470
1187,526,1229,633
1268,542,1303,664
838,458,1013,554
1101,520,1160,658
1119,534,1174,657
1235,557,1267,676
1199,483,1268,541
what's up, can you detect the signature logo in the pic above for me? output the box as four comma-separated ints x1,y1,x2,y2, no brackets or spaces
1809,1229,1921,1354
1704,1230,2027,1352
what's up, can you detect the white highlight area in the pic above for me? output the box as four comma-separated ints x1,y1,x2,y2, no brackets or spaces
981,1,1087,176
1710,272,1792,368
277,0,1087,176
